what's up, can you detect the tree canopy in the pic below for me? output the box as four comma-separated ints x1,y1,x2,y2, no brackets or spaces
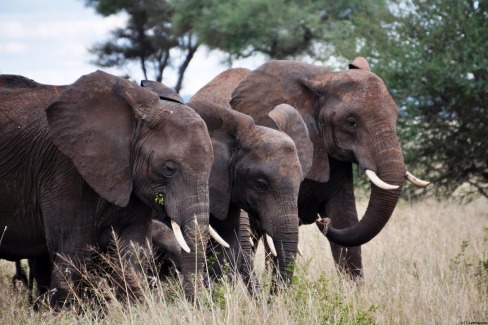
84,0,383,91
84,0,199,93
335,0,488,200
85,0,487,200
172,0,388,61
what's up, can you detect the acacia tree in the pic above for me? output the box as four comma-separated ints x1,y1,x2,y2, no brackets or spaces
334,0,488,200
84,0,199,93
86,0,384,92
172,0,387,62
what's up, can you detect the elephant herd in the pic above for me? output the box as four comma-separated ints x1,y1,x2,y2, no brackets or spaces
0,57,429,309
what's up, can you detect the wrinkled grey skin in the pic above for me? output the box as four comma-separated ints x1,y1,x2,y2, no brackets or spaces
0,71,213,308
188,59,406,280
191,100,311,294
11,258,50,309
143,78,313,294
230,58,407,279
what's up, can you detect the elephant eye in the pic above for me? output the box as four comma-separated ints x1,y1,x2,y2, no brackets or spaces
346,117,357,129
255,178,268,193
162,160,178,177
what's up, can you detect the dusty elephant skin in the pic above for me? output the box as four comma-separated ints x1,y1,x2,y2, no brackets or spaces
0,71,213,308
228,58,413,279
190,100,311,293
143,75,313,293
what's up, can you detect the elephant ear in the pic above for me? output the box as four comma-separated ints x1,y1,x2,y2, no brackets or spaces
268,104,313,178
188,100,254,220
348,57,370,71
140,80,184,104
231,60,332,183
46,70,161,207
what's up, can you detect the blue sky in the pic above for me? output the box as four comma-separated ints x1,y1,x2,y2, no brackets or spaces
0,0,264,96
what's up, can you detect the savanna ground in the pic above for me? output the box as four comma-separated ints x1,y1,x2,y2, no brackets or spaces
1,198,487,324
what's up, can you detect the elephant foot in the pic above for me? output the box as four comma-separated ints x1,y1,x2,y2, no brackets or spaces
12,261,29,291
337,264,364,283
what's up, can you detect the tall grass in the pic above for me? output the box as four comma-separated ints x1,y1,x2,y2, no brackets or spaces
1,198,487,324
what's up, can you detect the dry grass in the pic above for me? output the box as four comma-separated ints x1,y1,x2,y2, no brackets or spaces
1,198,487,324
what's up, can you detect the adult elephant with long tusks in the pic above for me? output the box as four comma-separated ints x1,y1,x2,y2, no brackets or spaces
225,58,429,279
0,71,213,307
142,78,312,294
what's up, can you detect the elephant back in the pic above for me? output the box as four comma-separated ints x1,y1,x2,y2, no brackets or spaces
190,68,251,108
0,75,66,131
230,60,329,129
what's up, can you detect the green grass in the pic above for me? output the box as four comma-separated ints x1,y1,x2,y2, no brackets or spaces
1,198,487,324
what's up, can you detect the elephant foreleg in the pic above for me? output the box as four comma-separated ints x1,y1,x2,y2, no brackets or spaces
322,161,363,280
12,260,28,290
110,211,152,303
319,207,363,280
28,256,52,310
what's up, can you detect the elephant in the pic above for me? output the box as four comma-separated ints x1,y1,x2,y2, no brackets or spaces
195,58,428,279
11,257,50,309
0,71,214,308
142,77,313,293
12,260,28,290
150,219,182,281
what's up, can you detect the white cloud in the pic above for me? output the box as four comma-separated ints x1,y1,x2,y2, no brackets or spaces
0,2,129,85
0,42,28,54
0,1,264,94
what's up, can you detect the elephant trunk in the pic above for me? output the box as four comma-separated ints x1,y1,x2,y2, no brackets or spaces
237,211,261,294
271,215,299,287
321,141,405,247
174,190,210,300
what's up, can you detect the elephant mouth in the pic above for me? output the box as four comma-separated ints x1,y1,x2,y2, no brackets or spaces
153,196,167,216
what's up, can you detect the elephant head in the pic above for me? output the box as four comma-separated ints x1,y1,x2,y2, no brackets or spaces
187,96,313,288
46,71,214,298
230,58,428,248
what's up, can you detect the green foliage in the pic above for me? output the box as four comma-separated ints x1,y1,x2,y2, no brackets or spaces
173,0,388,61
209,279,228,311
173,0,322,59
450,240,471,269
85,0,394,92
333,0,488,201
288,272,378,324
449,231,488,295
154,193,165,206
477,227,488,294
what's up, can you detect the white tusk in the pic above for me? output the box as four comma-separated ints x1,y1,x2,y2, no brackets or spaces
208,225,230,248
266,233,277,257
365,169,399,190
249,237,254,247
405,171,430,187
171,220,191,253
297,247,303,257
